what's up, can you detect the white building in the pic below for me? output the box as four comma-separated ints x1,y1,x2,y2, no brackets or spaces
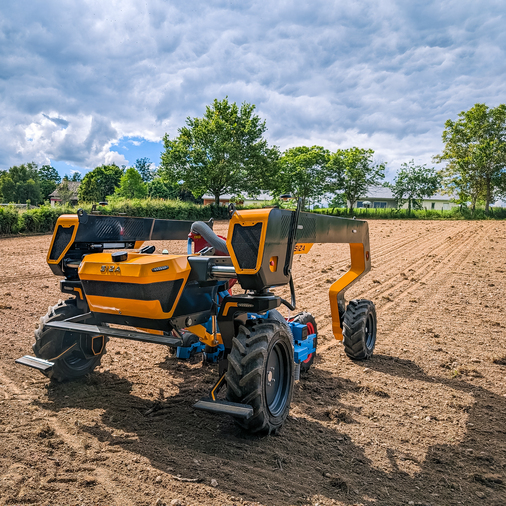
49,181,81,206
351,186,457,211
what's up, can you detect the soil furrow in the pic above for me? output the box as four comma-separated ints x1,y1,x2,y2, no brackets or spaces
1,221,505,506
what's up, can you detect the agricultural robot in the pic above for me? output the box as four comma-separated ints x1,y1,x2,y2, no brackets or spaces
16,203,377,434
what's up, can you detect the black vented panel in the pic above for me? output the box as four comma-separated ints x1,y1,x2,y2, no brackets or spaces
93,218,146,242
49,225,75,260
82,279,184,313
94,218,122,240
231,223,263,270
297,215,316,242
120,219,147,240
280,215,291,239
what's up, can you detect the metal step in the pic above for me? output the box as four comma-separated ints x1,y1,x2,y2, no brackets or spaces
45,321,182,347
193,398,253,419
16,355,54,372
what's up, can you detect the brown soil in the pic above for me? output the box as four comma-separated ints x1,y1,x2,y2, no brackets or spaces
0,220,505,506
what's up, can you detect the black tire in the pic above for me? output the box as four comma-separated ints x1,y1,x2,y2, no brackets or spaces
226,320,294,434
33,299,107,382
180,331,200,358
342,299,377,360
267,309,292,337
290,312,318,373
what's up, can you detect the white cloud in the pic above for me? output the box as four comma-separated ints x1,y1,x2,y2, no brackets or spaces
0,0,505,175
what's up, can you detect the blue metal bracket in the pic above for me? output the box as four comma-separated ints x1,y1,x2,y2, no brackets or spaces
176,340,206,359
293,334,316,363
288,321,316,364
203,344,225,363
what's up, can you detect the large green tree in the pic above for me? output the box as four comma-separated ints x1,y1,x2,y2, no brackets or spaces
57,177,74,205
147,178,175,199
38,165,61,202
160,98,278,206
78,164,123,202
435,103,506,211
269,146,330,210
389,161,441,213
328,148,385,209
112,167,147,199
135,157,154,183
0,162,41,204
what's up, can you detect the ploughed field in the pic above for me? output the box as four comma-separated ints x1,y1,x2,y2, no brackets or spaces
0,220,505,506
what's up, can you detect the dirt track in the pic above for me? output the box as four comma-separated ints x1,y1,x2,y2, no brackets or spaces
0,220,505,506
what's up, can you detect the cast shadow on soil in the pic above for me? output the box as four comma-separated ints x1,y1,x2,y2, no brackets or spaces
33,354,506,505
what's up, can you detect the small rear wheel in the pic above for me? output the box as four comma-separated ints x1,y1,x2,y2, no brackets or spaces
342,299,377,360
290,312,317,373
226,320,294,434
33,299,107,381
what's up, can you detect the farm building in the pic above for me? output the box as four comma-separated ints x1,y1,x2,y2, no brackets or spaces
352,186,457,211
49,181,80,206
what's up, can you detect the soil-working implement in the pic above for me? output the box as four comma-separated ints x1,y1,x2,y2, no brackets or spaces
16,204,377,434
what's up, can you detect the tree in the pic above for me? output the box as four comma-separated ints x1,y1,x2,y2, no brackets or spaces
269,146,330,210
160,98,278,206
135,158,154,183
70,172,82,182
38,165,61,202
389,161,441,213
57,179,74,205
435,103,506,211
328,148,385,209
147,178,177,199
0,163,41,204
0,175,16,203
329,193,347,208
78,164,123,202
113,168,147,199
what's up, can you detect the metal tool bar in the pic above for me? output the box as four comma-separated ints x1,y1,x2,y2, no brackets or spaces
45,321,182,347
210,265,237,278
193,399,253,419
15,355,54,372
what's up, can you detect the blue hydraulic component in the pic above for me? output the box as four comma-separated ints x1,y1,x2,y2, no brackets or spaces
203,344,225,363
218,288,231,301
187,237,193,254
176,340,206,359
288,321,316,364
292,334,316,364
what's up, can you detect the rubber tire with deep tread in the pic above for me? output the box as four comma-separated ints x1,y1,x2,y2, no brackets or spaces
290,312,318,373
226,319,294,434
342,299,377,360
33,299,107,381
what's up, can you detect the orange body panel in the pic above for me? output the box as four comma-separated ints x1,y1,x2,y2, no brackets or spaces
46,215,79,264
79,253,190,319
329,243,366,340
186,324,223,347
293,243,313,254
226,208,271,275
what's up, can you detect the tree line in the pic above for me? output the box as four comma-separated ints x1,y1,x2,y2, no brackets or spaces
160,98,506,211
1,100,504,210
0,164,81,206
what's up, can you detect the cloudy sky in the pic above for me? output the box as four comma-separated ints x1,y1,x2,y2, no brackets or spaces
1,0,505,180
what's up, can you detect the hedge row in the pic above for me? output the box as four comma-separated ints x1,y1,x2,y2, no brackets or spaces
313,206,506,220
0,199,239,235
2,199,506,236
